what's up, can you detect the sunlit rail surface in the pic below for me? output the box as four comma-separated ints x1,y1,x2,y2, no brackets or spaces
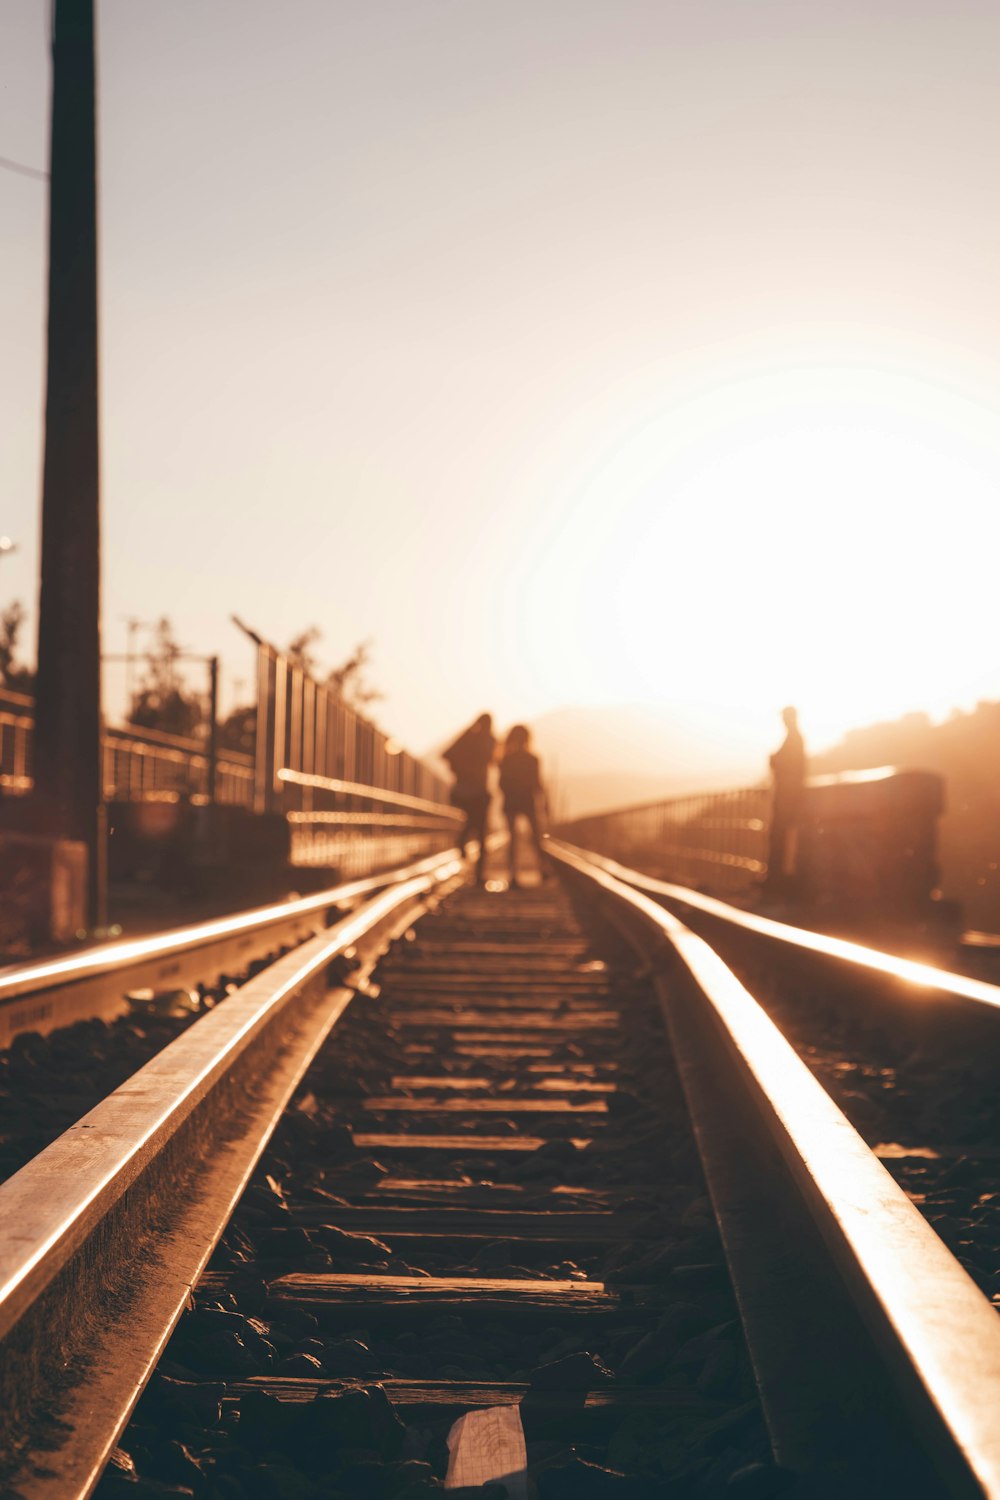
2,846,1000,1497
558,843,1000,1011
0,848,460,1048
549,841,1000,1498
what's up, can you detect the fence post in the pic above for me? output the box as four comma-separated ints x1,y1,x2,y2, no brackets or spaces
272,656,287,812
253,644,272,815
207,655,219,805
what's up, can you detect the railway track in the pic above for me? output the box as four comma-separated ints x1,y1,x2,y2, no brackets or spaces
0,849,460,1052
565,845,1000,1314
2,847,1000,1497
0,851,467,1187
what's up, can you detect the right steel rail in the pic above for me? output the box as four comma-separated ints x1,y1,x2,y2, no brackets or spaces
557,841,1000,1011
549,839,1000,1499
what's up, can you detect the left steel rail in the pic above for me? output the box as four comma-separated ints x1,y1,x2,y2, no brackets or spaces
0,847,460,1048
0,854,465,1499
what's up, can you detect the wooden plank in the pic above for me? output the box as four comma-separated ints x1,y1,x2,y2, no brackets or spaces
382,980,613,997
361,1096,608,1113
350,1132,594,1152
525,1061,611,1074
271,1272,606,1294
390,1076,494,1089
451,1032,593,1045
383,972,614,984
380,947,596,959
533,1078,616,1093
255,1279,658,1321
355,1179,626,1207
382,957,587,973
384,993,615,1011
453,1045,555,1058
229,1376,727,1416
386,1012,619,1029
446,1406,528,1497
385,1002,616,1019
290,1205,642,1238
361,1180,544,1205
250,1270,658,1322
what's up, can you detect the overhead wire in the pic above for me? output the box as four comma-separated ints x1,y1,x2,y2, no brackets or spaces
0,154,48,182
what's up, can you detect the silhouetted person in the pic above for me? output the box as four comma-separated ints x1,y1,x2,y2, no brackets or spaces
443,712,495,883
500,724,548,888
766,705,806,891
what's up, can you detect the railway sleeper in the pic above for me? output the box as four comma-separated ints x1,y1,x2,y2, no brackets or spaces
93,877,780,1499
3,856,994,1498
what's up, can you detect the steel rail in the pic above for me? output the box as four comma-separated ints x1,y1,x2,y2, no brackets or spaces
555,840,1000,1012
0,846,461,1048
548,839,1000,1499
277,765,465,820
0,855,465,1498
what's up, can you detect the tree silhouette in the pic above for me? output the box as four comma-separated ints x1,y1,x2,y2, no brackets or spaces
0,602,35,693
219,701,256,756
129,618,204,738
287,629,382,708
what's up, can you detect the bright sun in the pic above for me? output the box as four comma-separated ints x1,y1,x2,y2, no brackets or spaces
513,361,1000,758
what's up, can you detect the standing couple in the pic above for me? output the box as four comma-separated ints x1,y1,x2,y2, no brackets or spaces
443,713,548,887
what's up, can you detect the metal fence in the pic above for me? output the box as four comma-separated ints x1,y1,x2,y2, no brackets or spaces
0,663,458,876
247,634,451,814
102,723,254,806
556,768,949,921
0,687,32,795
0,686,255,807
282,769,463,874
556,786,770,896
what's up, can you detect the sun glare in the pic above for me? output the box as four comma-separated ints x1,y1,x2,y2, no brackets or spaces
513,362,1000,756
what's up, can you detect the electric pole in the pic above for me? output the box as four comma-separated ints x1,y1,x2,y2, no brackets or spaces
33,0,106,928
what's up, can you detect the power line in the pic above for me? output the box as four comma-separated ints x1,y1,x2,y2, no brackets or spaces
0,154,48,181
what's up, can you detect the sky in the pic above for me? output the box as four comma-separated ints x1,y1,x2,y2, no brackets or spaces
3,0,1000,767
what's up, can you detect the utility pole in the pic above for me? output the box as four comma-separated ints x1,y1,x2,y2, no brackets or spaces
32,0,105,928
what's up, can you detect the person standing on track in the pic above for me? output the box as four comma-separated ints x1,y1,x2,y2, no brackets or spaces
499,723,549,888
443,712,496,883
766,705,806,893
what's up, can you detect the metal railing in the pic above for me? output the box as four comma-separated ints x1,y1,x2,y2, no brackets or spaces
0,686,256,806
103,722,254,806
278,766,463,875
0,678,458,884
0,686,32,794
557,784,769,895
556,766,946,918
243,624,451,815
3,653,453,816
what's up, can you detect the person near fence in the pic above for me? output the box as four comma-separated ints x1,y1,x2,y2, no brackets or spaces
499,723,549,888
766,705,806,891
443,712,496,881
